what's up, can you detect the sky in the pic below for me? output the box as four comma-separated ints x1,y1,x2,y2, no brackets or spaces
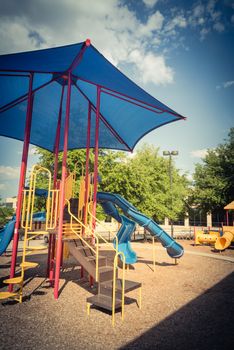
0,0,233,199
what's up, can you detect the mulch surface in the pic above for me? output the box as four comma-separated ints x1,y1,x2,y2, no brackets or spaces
0,240,234,350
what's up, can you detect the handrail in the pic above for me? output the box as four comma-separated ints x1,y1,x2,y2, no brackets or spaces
66,199,99,281
88,203,119,253
112,251,125,327
21,165,59,230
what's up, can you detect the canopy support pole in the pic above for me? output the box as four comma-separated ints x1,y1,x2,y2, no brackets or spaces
54,75,71,299
83,102,91,232
9,73,34,291
47,85,65,284
92,86,101,231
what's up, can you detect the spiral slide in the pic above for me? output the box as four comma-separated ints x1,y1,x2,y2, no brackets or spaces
97,192,184,264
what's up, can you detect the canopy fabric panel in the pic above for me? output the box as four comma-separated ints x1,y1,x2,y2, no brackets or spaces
0,40,185,152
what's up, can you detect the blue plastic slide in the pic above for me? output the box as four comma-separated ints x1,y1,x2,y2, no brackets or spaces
0,218,16,256
97,192,184,263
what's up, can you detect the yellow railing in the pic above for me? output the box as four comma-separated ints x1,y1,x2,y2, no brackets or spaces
66,199,100,281
112,251,125,327
21,165,59,230
88,204,119,253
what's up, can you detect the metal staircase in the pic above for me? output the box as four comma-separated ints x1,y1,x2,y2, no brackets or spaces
65,198,142,326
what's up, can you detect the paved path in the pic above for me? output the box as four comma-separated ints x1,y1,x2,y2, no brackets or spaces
133,242,234,263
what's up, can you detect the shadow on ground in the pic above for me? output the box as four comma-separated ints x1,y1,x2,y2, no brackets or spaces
120,272,234,350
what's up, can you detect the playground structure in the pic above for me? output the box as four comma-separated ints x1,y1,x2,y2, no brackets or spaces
194,201,234,250
194,229,221,246
215,201,234,251
0,39,186,324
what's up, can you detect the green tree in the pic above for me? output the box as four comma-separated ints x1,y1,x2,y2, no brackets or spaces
0,198,14,227
33,144,189,222
192,128,234,212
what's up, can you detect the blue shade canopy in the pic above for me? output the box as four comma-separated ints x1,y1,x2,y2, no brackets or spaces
0,40,185,152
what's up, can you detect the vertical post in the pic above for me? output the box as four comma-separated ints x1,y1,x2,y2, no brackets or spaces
54,73,72,299
92,87,101,229
47,85,65,282
226,210,229,226
169,154,174,238
83,102,92,229
9,73,34,290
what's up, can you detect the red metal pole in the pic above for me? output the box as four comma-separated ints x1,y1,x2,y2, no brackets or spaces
92,86,101,230
9,73,34,291
90,87,101,288
54,73,72,299
47,85,65,282
83,102,91,230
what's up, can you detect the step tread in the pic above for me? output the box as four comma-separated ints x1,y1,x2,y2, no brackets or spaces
87,294,122,311
62,235,81,241
99,266,113,272
86,255,106,261
102,279,142,293
76,246,93,251
28,231,48,235
26,246,47,250
20,262,39,268
0,292,18,300
3,276,23,284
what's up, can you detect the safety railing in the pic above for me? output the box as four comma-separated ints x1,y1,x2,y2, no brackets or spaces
66,199,100,281
21,165,59,230
88,203,119,253
112,251,125,327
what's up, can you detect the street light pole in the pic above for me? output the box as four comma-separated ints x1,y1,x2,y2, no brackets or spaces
163,150,179,238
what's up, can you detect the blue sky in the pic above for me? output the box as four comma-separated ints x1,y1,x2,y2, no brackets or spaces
0,0,233,198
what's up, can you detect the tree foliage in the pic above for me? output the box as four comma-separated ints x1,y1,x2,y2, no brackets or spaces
33,144,189,222
0,198,14,227
192,128,234,212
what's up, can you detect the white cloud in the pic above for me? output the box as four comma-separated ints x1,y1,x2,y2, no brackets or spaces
142,0,158,8
223,80,234,88
0,0,173,87
128,49,174,85
139,11,164,36
0,166,20,180
165,15,187,32
216,80,234,89
213,22,225,32
190,149,208,159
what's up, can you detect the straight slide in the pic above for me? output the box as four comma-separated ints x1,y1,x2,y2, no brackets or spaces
97,192,184,263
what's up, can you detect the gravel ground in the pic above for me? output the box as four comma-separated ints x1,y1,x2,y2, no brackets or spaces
0,240,234,350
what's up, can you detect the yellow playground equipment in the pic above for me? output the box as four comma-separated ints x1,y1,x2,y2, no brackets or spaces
215,226,234,251
1,164,142,326
1,165,59,303
194,229,221,246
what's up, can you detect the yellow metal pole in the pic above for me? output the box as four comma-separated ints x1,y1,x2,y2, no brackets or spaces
138,286,142,309
86,302,91,315
121,256,125,321
153,237,156,272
